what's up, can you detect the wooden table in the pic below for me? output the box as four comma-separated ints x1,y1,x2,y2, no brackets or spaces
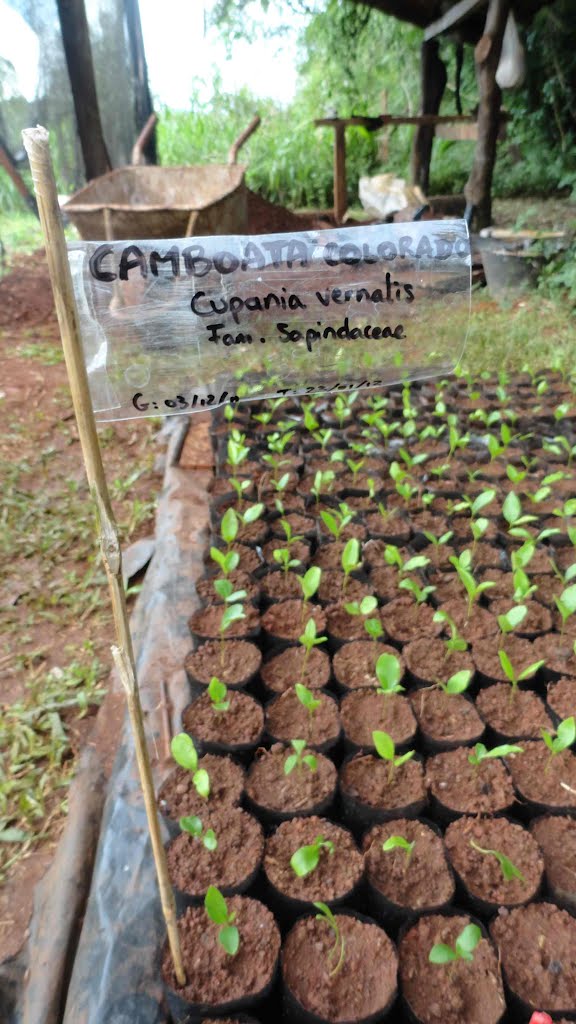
314,114,476,224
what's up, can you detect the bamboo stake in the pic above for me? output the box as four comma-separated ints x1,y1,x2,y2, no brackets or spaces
21,125,186,987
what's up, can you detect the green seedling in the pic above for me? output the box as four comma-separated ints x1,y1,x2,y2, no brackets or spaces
554,584,576,632
179,815,218,851
220,507,239,551
512,567,538,603
545,434,576,465
433,610,468,655
299,618,328,679
284,739,318,775
270,471,291,494
497,604,528,637
502,491,538,538
498,649,545,700
449,550,495,621
429,923,482,965
273,547,301,574
229,477,251,505
320,506,354,541
299,566,322,618
381,834,415,868
313,427,334,451
541,716,576,771
437,670,472,695
453,489,496,520
226,431,250,474
373,730,414,783
213,578,247,605
423,530,454,549
290,835,334,877
384,545,429,576
398,577,436,605
313,901,345,977
468,742,523,767
344,596,383,641
311,469,335,503
210,547,240,577
295,682,322,718
469,840,525,883
303,403,320,433
219,602,246,666
346,458,365,483
341,538,362,593
333,392,357,429
279,519,304,549
375,652,404,695
208,677,230,713
204,885,239,956
398,447,428,470
171,733,210,798
237,502,264,528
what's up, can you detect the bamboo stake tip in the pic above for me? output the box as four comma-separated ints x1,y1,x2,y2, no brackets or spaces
22,125,50,155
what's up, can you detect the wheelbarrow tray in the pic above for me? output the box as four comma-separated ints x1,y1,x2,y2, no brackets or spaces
64,164,248,240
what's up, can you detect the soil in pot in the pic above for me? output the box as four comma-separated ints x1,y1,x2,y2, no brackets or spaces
475,684,551,741
167,807,264,900
490,598,553,638
185,641,262,689
435,599,498,645
261,600,327,645
265,689,341,751
402,638,475,687
325,603,384,645
282,911,398,1024
181,690,264,755
157,756,245,823
534,633,576,678
444,816,543,913
490,902,576,1018
363,819,454,916
547,677,576,724
261,572,304,604
261,647,331,695
317,570,372,607
332,640,404,691
340,690,417,751
530,815,576,911
364,510,411,544
382,598,443,646
263,815,363,910
340,752,426,825
189,604,260,643
197,571,260,607
425,746,517,819
399,912,505,1024
473,635,544,684
506,741,576,812
162,896,280,1012
409,689,484,751
245,744,337,822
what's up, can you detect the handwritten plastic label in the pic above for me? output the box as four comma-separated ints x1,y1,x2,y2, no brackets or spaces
68,220,470,421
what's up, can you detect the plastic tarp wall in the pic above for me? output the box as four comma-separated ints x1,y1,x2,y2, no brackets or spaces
2,0,137,189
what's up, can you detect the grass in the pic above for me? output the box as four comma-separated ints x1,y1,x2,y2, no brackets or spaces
462,293,576,375
0,647,106,880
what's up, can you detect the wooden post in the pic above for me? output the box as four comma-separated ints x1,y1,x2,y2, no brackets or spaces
464,0,511,228
21,126,185,987
411,39,447,193
334,122,347,225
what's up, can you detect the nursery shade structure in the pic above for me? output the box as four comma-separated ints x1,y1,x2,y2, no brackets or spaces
350,0,554,226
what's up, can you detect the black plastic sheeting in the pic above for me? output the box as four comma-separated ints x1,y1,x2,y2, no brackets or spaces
59,414,209,1024
58,411,208,1019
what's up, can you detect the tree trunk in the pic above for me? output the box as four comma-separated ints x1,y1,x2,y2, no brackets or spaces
411,39,447,194
124,0,157,165
56,0,112,181
464,0,511,228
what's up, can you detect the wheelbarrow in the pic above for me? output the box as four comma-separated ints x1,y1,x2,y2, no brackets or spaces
63,115,261,241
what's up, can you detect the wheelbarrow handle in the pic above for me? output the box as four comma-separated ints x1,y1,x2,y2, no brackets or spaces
228,115,261,164
131,113,158,166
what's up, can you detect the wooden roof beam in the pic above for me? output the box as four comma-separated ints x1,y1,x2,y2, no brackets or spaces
424,0,488,39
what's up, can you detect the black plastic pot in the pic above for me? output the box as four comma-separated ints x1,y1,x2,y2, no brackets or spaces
281,909,398,1024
